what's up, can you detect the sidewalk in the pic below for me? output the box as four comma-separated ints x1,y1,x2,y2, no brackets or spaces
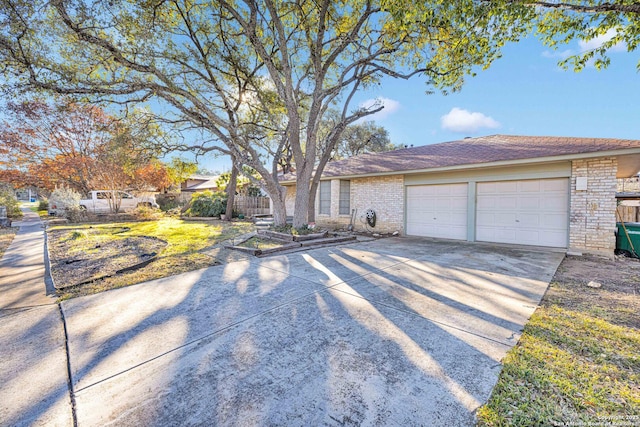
0,208,73,426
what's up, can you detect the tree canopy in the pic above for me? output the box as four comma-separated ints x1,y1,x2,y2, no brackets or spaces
332,121,398,160
0,0,532,226
0,98,170,194
491,0,640,70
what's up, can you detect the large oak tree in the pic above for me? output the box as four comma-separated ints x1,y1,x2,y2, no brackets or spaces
1,0,529,226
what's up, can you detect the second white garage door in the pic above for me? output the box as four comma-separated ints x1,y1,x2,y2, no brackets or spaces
406,183,468,240
476,178,569,248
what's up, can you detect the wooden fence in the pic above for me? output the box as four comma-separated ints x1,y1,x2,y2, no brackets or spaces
617,206,640,223
233,196,271,217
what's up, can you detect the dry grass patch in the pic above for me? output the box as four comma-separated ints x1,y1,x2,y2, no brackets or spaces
477,255,640,426
0,227,18,259
237,236,286,250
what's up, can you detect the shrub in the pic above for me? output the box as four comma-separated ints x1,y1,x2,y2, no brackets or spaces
270,224,314,235
38,199,49,211
187,191,228,217
49,187,81,212
64,206,88,223
70,230,87,240
293,224,314,235
133,205,162,220
50,188,84,221
0,185,22,218
156,193,186,212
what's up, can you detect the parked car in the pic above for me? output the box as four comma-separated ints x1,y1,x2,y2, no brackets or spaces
79,190,159,213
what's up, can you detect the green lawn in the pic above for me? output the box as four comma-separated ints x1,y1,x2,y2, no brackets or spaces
50,217,254,299
477,256,640,426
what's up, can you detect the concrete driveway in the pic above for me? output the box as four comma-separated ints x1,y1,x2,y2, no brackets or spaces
54,237,563,426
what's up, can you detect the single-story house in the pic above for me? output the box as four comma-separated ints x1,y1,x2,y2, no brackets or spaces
281,135,640,256
180,174,220,193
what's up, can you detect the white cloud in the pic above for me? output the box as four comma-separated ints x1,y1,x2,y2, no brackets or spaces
542,49,574,59
358,97,400,121
541,28,626,67
579,28,626,52
440,108,500,133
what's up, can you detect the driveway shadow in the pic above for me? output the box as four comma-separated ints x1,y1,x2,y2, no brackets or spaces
29,238,563,426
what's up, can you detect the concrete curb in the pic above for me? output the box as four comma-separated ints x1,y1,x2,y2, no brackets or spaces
43,224,58,295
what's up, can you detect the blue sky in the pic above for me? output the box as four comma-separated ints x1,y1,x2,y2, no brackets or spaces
197,34,639,173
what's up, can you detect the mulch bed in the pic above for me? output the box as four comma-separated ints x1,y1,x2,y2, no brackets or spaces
48,229,167,289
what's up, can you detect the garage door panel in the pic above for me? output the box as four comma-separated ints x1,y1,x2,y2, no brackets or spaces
434,197,452,210
449,212,467,224
406,184,468,240
542,195,567,210
496,181,518,192
475,212,494,226
542,213,568,229
498,197,518,209
518,213,541,227
476,178,568,248
519,197,540,210
476,196,495,209
476,227,516,243
496,212,517,224
519,180,541,192
543,179,567,192
450,197,468,210
519,230,542,244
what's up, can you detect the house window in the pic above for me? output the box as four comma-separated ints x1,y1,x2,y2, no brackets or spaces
339,180,350,215
319,181,331,215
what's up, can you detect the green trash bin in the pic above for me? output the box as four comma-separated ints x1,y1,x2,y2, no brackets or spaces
616,222,640,256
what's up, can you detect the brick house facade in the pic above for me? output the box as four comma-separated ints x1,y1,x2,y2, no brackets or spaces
569,158,618,254
282,135,640,255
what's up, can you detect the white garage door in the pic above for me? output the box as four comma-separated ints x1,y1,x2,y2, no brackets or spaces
406,183,468,240
476,178,569,248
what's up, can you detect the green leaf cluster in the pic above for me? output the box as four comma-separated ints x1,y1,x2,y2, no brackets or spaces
187,190,228,217
0,185,22,218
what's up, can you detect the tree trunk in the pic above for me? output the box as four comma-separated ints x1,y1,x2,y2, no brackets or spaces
307,132,343,224
269,185,287,227
308,179,318,224
224,161,238,221
292,161,313,228
261,178,288,227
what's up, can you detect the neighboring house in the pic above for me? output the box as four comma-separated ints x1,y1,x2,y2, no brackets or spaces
180,174,220,193
15,187,37,202
281,134,640,256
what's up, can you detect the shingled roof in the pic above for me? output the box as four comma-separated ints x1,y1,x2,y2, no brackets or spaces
284,134,640,181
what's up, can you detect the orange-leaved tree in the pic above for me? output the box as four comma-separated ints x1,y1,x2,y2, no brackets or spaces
0,98,166,199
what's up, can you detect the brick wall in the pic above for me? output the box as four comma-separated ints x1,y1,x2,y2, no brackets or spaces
284,185,296,216
315,175,404,233
570,157,617,255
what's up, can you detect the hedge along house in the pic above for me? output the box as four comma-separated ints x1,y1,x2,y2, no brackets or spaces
281,135,640,256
